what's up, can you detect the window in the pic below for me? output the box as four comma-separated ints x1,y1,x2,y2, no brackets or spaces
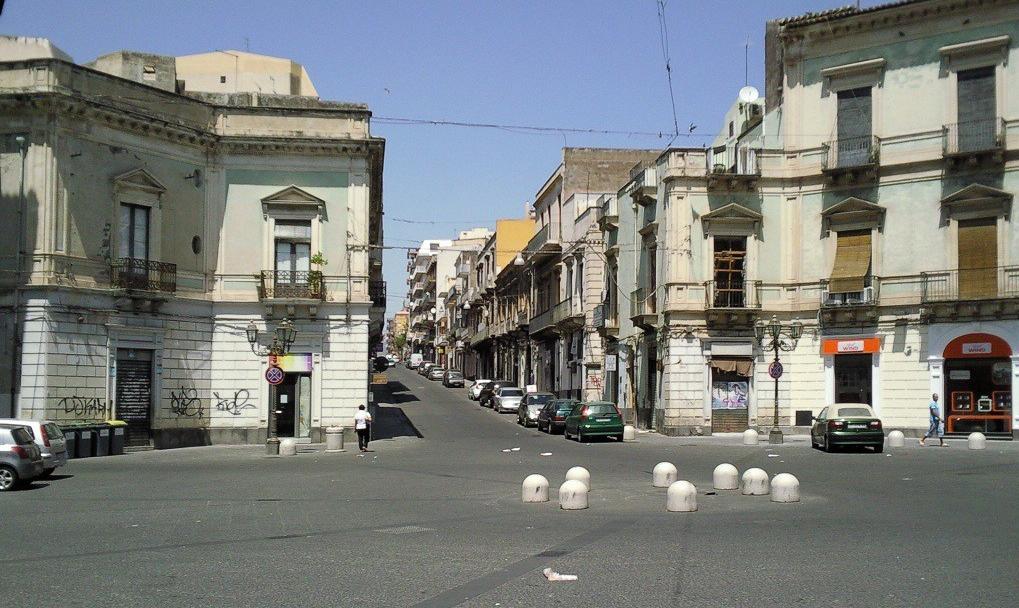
835,87,873,167
220,75,227,84
713,237,746,307
957,218,997,299
119,203,149,260
274,220,311,285
828,229,872,302
956,66,996,152
646,244,657,313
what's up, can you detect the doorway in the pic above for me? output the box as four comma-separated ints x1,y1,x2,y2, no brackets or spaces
116,348,153,447
834,354,872,404
274,373,311,438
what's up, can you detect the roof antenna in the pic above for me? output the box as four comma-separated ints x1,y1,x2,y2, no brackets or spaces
244,37,250,52
744,36,749,86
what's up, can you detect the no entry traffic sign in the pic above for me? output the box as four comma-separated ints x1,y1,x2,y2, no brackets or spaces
265,365,285,385
768,361,784,379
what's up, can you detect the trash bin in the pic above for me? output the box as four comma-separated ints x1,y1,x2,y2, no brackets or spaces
91,423,111,457
75,426,93,458
107,420,126,456
63,426,77,460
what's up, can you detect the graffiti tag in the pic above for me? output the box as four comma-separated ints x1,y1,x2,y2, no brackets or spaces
169,386,204,417
59,396,108,419
214,389,255,416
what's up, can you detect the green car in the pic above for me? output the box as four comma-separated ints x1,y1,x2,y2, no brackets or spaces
564,401,624,442
811,404,884,453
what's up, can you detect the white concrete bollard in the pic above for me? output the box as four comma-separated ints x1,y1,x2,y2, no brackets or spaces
770,473,800,503
565,466,591,490
741,467,770,495
652,462,678,488
713,463,739,490
559,480,589,510
279,438,297,456
522,474,550,503
742,429,759,445
968,432,986,450
887,430,905,448
325,426,345,452
623,425,637,442
666,480,698,512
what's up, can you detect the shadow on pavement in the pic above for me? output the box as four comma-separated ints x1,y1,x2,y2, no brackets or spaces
370,381,423,440
382,381,420,404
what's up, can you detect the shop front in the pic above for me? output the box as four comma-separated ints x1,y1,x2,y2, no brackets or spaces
271,353,313,440
706,341,755,433
823,336,881,411
941,333,1013,436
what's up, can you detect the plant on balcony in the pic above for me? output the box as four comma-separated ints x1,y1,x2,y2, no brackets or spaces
309,252,328,289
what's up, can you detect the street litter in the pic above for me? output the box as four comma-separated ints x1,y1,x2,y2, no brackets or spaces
540,452,552,456
705,491,716,496
502,449,512,452
542,567,578,582
511,447,521,452
767,454,779,458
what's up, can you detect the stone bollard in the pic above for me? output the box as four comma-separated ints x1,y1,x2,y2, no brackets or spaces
565,466,591,491
325,426,345,452
887,430,905,448
652,462,678,488
968,432,986,450
741,467,770,495
770,473,800,503
713,463,739,490
559,480,588,510
279,438,297,456
522,474,550,503
623,425,637,442
666,480,698,512
742,429,759,445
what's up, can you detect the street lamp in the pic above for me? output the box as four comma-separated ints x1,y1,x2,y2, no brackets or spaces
245,318,298,454
754,315,803,445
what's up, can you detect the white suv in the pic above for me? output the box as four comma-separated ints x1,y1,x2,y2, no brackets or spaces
0,419,68,477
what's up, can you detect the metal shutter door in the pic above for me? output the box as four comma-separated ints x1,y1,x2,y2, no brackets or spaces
116,359,152,446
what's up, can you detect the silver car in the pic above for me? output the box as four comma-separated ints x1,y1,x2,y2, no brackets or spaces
0,418,67,477
491,387,524,414
0,425,44,491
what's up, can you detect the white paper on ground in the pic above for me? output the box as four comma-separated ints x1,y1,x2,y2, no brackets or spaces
542,567,578,582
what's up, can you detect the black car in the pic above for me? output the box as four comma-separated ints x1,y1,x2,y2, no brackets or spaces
477,380,513,408
537,398,579,434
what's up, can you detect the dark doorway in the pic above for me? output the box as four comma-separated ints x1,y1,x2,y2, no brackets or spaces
116,349,153,447
834,354,872,404
273,373,312,438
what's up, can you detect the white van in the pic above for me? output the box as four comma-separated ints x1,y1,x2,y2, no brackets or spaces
409,353,424,369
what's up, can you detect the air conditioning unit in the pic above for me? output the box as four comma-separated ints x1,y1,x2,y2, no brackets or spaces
862,286,874,303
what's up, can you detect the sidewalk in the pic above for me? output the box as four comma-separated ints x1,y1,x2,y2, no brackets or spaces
630,430,812,447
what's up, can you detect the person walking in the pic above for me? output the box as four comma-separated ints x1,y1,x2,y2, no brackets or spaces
920,393,945,447
354,404,372,452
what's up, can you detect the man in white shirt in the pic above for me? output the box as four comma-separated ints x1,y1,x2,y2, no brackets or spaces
354,404,372,452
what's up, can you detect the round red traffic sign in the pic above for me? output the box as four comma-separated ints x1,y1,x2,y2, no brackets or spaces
768,361,784,379
265,365,285,385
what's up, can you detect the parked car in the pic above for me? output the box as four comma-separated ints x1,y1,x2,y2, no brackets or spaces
491,387,525,413
516,392,555,427
443,370,465,388
0,418,67,477
537,398,580,434
427,367,445,381
811,404,884,453
469,379,492,400
418,362,435,376
408,353,423,369
0,424,44,491
564,402,624,442
478,380,513,407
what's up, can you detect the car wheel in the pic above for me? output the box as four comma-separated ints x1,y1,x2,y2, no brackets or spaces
577,431,585,443
0,465,18,491
615,433,624,442
824,434,836,453
874,443,884,453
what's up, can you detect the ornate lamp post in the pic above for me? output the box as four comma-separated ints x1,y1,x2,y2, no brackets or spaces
754,315,803,445
246,318,298,455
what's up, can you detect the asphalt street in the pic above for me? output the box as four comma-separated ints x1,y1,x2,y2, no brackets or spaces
3,365,1018,607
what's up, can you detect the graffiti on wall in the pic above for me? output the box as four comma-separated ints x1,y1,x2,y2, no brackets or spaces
59,396,109,419
169,386,204,417
214,389,255,416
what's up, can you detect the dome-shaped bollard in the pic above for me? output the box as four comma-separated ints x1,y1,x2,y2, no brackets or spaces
522,474,550,503
279,438,297,456
652,462,678,488
968,432,986,450
666,480,698,512
559,480,589,510
713,463,739,490
742,429,759,445
887,430,905,448
770,473,800,503
741,467,770,495
623,425,636,442
565,466,591,490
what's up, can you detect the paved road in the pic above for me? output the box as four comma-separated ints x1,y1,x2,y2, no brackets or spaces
3,366,1018,607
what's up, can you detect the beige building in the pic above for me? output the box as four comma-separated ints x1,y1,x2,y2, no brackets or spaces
0,39,385,447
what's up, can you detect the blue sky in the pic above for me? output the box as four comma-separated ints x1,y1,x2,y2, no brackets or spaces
2,0,855,308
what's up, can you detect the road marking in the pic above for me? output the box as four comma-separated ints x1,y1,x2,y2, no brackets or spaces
374,525,435,535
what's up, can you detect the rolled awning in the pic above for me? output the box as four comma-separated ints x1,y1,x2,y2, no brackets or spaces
829,230,872,294
710,357,753,376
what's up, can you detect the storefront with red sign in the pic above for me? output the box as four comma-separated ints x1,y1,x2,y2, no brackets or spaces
822,337,881,411
941,333,1012,435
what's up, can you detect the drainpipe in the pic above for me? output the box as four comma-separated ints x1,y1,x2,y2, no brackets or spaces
8,135,27,416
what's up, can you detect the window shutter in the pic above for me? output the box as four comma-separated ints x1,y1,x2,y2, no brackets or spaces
958,218,997,299
829,230,872,294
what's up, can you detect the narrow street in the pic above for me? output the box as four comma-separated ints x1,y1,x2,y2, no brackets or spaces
3,366,1018,607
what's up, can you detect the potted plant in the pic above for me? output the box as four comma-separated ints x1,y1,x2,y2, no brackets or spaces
308,252,327,294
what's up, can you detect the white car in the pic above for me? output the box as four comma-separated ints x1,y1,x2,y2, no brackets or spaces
491,387,524,413
0,418,68,477
469,379,492,400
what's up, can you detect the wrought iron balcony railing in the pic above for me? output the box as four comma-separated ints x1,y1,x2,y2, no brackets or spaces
111,258,177,293
820,278,880,307
921,266,1019,303
943,118,1005,156
259,270,324,300
705,279,761,309
822,135,880,171
370,280,386,307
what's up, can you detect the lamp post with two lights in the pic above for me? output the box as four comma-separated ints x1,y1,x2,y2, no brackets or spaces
246,318,298,455
753,315,803,445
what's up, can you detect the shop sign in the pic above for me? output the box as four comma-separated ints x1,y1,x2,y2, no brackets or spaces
822,337,881,355
949,369,971,380
605,355,617,372
961,343,992,355
271,353,313,373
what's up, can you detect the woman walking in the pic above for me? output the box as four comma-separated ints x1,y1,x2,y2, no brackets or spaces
354,404,372,452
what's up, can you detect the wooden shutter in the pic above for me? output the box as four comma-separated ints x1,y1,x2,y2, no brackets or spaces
958,218,997,299
829,230,872,294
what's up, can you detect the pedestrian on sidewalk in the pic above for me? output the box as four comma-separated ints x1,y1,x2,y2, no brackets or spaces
920,393,945,447
354,404,372,452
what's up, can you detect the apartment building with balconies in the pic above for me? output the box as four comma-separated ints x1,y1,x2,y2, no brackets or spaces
0,38,385,447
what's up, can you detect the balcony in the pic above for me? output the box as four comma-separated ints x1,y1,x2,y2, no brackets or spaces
921,266,1019,321
943,118,1005,165
706,146,761,191
529,306,557,336
469,323,490,347
593,303,619,336
516,309,529,329
819,279,880,326
629,287,658,330
526,223,561,261
822,135,879,183
370,280,386,307
111,258,176,294
598,195,618,230
704,279,760,327
259,270,324,301
630,163,657,206
553,298,584,330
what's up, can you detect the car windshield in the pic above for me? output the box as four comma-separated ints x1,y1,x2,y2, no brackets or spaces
500,388,523,397
527,394,553,405
586,404,618,415
556,400,578,411
447,372,462,378
837,407,873,417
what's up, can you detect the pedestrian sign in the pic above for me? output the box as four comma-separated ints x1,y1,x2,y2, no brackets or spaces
265,365,285,385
